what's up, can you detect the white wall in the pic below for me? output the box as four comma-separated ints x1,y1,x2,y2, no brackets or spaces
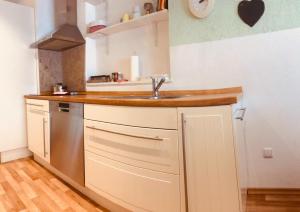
0,0,37,152
35,0,69,40
170,28,300,188
35,0,56,40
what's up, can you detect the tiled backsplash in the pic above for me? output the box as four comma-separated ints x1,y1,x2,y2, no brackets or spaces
38,45,85,93
38,49,63,93
62,45,86,91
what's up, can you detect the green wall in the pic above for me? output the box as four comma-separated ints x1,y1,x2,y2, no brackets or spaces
170,0,300,46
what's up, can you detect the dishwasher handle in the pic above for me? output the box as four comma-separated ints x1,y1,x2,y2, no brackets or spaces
58,103,70,112
58,107,70,112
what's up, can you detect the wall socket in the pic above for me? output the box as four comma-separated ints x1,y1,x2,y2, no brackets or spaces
263,148,273,158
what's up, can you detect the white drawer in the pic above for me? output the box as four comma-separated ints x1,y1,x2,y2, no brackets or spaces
26,99,49,112
84,104,178,130
84,119,179,174
85,151,181,212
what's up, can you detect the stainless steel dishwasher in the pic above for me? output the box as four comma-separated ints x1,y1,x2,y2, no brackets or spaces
50,101,84,186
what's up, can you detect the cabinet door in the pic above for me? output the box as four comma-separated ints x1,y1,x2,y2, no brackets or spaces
26,107,49,162
233,108,248,212
179,106,241,212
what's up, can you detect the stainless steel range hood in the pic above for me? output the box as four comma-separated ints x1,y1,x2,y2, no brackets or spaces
31,0,85,51
31,24,85,51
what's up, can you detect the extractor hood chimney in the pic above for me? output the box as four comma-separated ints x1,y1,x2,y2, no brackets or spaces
31,0,85,51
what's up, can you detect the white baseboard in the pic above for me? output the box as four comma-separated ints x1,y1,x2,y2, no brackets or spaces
0,147,32,163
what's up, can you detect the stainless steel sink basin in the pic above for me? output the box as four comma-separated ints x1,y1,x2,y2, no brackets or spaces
103,95,191,100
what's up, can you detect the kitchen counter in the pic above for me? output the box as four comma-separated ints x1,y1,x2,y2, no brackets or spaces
25,87,242,107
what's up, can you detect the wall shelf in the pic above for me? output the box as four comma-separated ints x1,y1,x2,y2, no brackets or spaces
86,10,168,39
86,78,172,87
86,80,153,87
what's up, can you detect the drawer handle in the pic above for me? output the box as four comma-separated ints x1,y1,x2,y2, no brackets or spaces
181,113,189,212
42,118,47,158
86,126,164,141
27,103,44,107
29,109,45,114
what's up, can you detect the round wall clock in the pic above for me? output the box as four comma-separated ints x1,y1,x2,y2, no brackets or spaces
188,0,215,18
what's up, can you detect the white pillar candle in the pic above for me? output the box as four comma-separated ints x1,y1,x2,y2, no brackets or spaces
130,56,140,81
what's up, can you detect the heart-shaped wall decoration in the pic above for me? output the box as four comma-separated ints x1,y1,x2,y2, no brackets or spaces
238,0,265,27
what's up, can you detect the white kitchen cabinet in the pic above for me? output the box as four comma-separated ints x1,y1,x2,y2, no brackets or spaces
26,100,50,162
83,104,245,212
178,106,242,212
84,105,183,212
233,106,248,212
85,151,181,212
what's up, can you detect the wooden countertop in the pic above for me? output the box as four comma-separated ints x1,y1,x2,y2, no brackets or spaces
25,87,242,107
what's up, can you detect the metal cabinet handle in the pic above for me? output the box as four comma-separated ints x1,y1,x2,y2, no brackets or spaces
86,126,164,141
29,109,45,114
42,118,47,157
235,107,247,121
58,107,69,112
27,103,44,107
181,113,189,212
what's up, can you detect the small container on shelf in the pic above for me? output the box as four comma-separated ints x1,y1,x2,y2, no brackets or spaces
144,2,154,14
87,20,107,33
132,4,141,19
121,13,130,23
112,72,128,82
87,75,111,83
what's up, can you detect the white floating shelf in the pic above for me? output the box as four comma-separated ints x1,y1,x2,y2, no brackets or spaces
86,10,168,39
86,78,172,87
87,80,152,87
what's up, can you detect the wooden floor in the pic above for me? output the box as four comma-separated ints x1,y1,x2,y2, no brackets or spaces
247,189,300,212
0,157,106,211
1,158,300,212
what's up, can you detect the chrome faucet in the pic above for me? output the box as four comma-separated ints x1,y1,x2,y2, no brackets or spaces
151,76,166,99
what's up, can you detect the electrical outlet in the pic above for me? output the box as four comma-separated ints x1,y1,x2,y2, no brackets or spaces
263,148,273,158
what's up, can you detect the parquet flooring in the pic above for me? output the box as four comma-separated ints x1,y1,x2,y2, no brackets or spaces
0,157,106,212
247,189,300,212
1,158,300,212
